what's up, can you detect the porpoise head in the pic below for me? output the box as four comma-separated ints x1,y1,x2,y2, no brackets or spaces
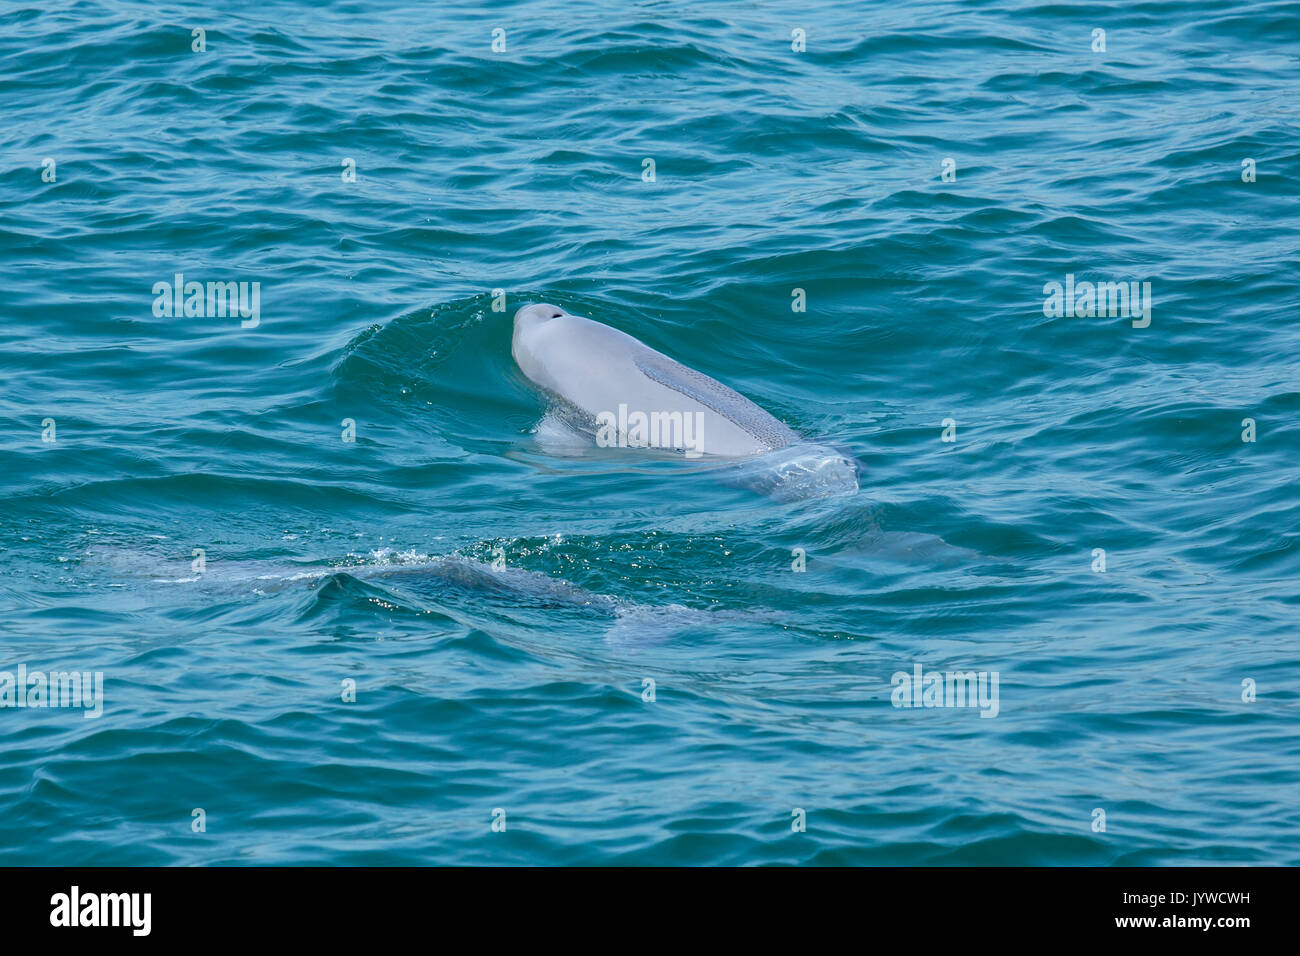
512,303,569,380
513,302,566,329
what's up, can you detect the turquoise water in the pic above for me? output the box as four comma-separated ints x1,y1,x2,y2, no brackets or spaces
2,0,1298,865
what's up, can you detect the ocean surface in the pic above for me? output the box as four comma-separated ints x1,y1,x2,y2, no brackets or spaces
2,0,1298,865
